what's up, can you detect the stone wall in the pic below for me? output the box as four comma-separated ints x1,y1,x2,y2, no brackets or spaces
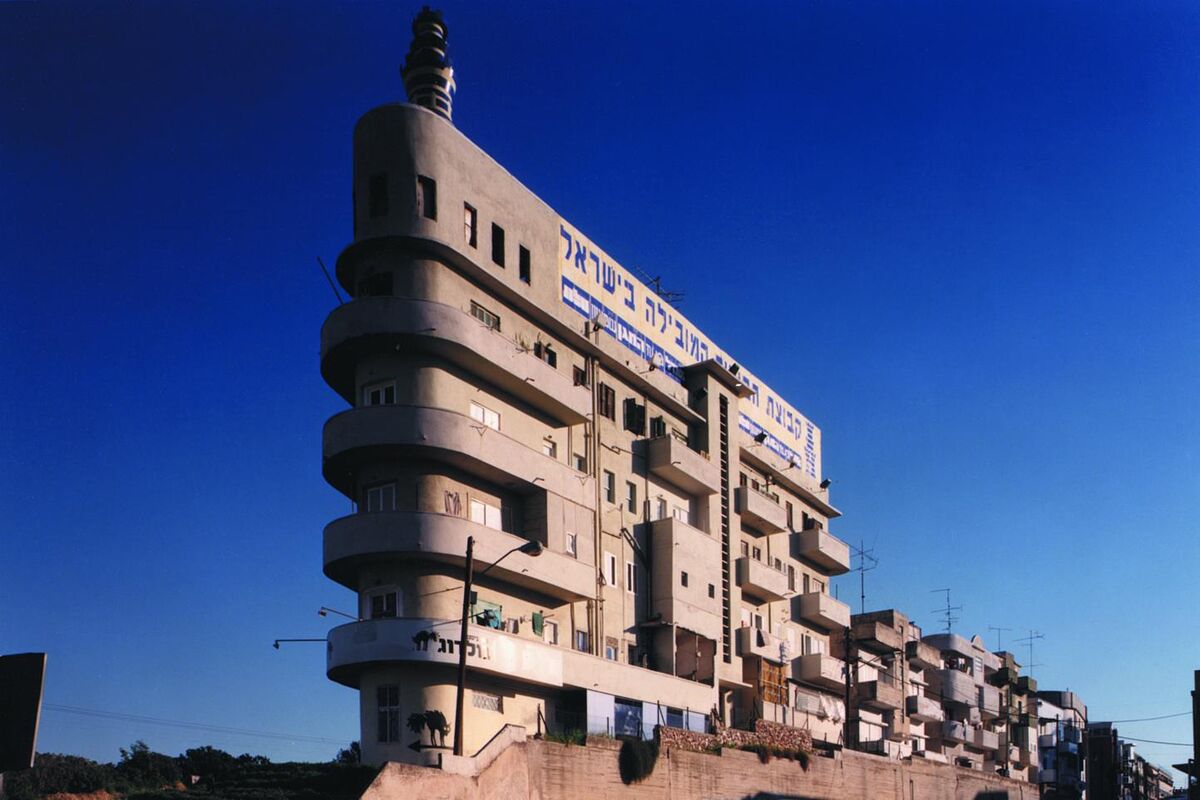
360,734,1039,800
658,720,813,755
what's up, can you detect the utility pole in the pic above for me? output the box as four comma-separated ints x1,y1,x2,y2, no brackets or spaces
843,625,854,752
453,536,475,757
1191,669,1198,800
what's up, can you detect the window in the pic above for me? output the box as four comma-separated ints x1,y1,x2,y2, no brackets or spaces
472,691,502,713
672,505,688,524
623,398,646,435
572,453,587,472
656,497,667,520
603,470,616,503
740,541,750,557
625,482,637,514
625,561,637,594
416,175,436,220
363,381,396,406
471,599,502,628
708,583,716,599
649,415,666,438
604,551,617,587
464,203,477,247
614,699,642,737
502,617,520,634
680,571,689,587
365,483,396,513
377,685,400,742
605,639,618,661
368,173,388,218
786,501,794,531
666,707,684,729
534,341,557,367
598,384,616,420
491,223,505,266
544,620,559,645
574,629,589,652
573,366,588,386
469,401,500,430
752,546,762,561
469,498,503,531
370,591,398,619
542,438,557,458
519,245,531,284
470,300,500,331
565,531,577,557
753,613,764,630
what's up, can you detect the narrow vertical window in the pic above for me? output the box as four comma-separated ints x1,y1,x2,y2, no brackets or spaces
368,173,389,218
377,686,400,743
519,245,531,284
603,470,616,503
625,482,637,514
464,203,477,247
491,223,505,266
416,175,437,220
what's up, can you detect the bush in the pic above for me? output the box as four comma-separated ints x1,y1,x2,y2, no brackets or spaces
544,729,586,746
2,752,116,798
617,738,659,784
116,740,182,791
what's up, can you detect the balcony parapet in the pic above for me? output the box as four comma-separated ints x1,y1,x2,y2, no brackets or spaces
321,297,590,424
930,668,978,707
979,684,1000,719
323,511,593,599
793,653,846,691
645,435,720,496
737,626,796,664
852,619,904,654
905,639,941,671
907,693,945,723
734,486,787,534
795,591,850,631
736,556,792,602
974,727,999,752
857,678,903,712
942,720,971,744
322,405,594,508
794,528,851,575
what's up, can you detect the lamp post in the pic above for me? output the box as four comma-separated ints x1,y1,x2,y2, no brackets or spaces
453,535,543,756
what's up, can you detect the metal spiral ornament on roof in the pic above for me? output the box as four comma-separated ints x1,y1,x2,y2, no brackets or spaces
401,6,456,121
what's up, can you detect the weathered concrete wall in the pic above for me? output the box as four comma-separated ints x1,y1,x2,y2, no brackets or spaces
361,737,1039,800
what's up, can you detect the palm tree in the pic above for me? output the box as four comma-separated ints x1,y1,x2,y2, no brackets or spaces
407,712,428,745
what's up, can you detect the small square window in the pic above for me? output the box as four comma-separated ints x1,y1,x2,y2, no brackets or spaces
368,173,388,218
363,381,396,406
519,245,531,284
542,439,557,458
491,223,505,266
573,366,588,386
680,571,689,588
573,453,587,472
370,591,398,619
365,483,396,513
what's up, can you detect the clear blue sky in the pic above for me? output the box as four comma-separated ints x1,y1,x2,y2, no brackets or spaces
3,0,1196,780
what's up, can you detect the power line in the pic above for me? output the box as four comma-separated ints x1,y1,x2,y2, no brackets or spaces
43,704,345,746
1109,711,1193,723
1118,735,1193,747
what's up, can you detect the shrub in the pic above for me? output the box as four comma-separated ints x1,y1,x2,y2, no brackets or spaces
618,738,659,784
544,729,586,746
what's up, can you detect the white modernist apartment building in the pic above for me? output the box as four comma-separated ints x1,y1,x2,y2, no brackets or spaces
320,9,854,766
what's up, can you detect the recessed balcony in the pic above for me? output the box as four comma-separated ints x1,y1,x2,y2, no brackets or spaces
906,693,944,723
942,720,971,744
322,511,593,600
905,639,941,671
645,435,720,496
322,405,594,508
794,528,851,575
734,486,787,534
321,297,591,424
737,626,795,663
649,518,722,641
793,653,846,691
795,591,850,631
736,556,792,602
857,678,903,712
852,619,904,654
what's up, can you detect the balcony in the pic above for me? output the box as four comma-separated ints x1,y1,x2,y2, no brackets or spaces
991,666,1019,688
320,297,591,424
852,620,904,654
886,712,911,742
1039,768,1057,784
736,556,792,602
734,486,787,534
323,511,593,600
793,653,846,691
794,528,851,574
906,639,941,671
795,592,850,631
978,685,1000,720
327,617,564,689
650,518,722,641
943,720,971,744
930,668,977,708
1015,675,1037,694
973,728,999,752
645,435,720,496
907,693,944,723
737,626,795,663
857,678,903,712
322,405,594,508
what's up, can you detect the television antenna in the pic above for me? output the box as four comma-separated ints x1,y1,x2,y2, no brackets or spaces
930,588,962,634
1015,630,1045,677
850,540,878,615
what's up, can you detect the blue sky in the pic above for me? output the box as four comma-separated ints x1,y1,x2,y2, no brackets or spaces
2,0,1196,780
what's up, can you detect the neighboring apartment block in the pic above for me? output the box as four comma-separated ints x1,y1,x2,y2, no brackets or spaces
1035,689,1087,798
1087,722,1175,800
321,9,853,765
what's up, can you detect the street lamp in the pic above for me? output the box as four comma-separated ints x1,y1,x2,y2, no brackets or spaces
453,535,543,756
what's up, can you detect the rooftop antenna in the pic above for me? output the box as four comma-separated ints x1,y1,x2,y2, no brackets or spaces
988,625,1012,652
930,588,962,634
317,257,344,305
1015,629,1045,677
850,540,878,615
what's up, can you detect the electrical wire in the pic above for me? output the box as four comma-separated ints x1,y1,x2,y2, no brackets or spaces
1116,735,1193,747
42,704,346,745
1109,711,1192,723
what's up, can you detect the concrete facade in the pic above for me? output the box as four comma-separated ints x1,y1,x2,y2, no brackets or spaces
322,16,854,768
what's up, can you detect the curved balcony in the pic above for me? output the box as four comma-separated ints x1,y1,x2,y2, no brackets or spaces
930,668,978,708
322,404,595,508
323,511,593,600
321,297,591,424
327,617,564,689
